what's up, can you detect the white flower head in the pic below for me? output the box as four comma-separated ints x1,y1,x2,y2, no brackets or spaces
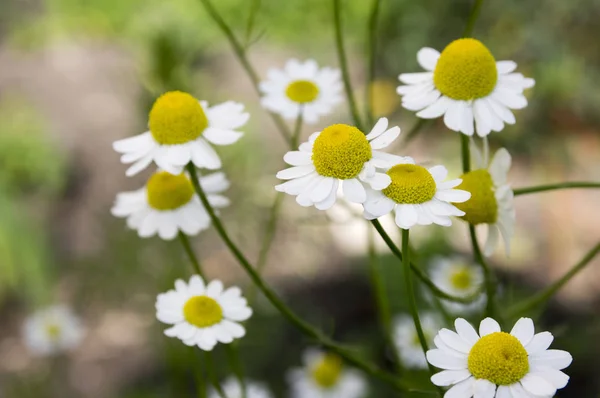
276,117,409,210
397,39,535,137
393,313,441,369
156,275,252,351
209,377,273,398
363,161,471,229
287,348,367,398
113,91,248,176
454,144,515,256
111,170,229,240
260,59,343,124
429,257,486,314
23,305,83,356
427,317,572,398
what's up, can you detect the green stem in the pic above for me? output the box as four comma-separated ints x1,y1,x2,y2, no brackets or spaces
469,225,496,318
513,182,600,196
460,134,470,173
365,0,381,127
187,164,411,391
191,348,207,398
462,0,484,37
507,242,600,318
333,0,365,131
225,345,246,398
244,0,261,47
204,352,228,398
198,0,292,144
179,232,205,278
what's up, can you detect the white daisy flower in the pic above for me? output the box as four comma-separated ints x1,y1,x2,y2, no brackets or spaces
276,117,409,210
113,91,248,176
111,170,229,240
362,161,471,229
156,275,252,351
259,59,343,124
454,145,515,256
397,39,535,137
23,305,83,356
209,377,272,398
429,257,485,314
393,313,441,369
287,349,367,398
427,317,572,398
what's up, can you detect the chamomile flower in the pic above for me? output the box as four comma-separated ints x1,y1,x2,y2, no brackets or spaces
427,317,572,398
23,305,83,356
156,275,252,351
454,145,515,256
397,39,535,137
288,349,367,398
113,91,248,176
276,118,408,210
209,377,272,398
111,170,229,240
259,59,342,124
429,257,485,314
393,313,441,369
363,161,471,229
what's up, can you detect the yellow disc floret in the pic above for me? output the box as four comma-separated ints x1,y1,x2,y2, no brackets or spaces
468,332,529,386
149,91,208,145
450,266,473,291
454,169,498,225
311,124,372,179
183,296,223,328
146,171,194,211
311,353,343,389
286,80,320,103
382,164,436,204
433,38,498,100
45,323,62,341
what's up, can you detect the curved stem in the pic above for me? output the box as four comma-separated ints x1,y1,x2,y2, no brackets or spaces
179,232,205,278
513,182,600,196
187,164,411,391
507,242,600,318
462,0,485,37
469,225,496,318
365,0,381,127
333,0,365,131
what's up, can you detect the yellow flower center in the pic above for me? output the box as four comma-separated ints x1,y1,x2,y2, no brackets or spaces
45,323,62,341
454,169,498,225
183,296,223,328
468,332,529,386
286,80,320,103
146,171,194,211
382,164,436,204
148,91,208,145
311,124,372,179
433,39,498,101
450,266,473,291
311,353,343,389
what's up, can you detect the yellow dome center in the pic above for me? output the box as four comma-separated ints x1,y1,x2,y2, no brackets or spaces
148,91,208,145
450,266,473,291
311,353,343,389
183,296,223,328
286,80,320,103
311,124,372,179
454,169,498,225
468,332,529,386
382,164,436,204
433,39,498,101
146,171,194,211
45,323,62,341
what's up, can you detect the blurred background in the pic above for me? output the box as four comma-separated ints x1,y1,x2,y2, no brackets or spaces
0,0,599,396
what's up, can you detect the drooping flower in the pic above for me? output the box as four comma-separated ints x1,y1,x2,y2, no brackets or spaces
113,91,248,176
111,171,229,240
393,313,441,369
429,257,485,314
427,317,572,398
260,59,343,124
156,275,252,351
287,349,367,398
23,305,83,356
209,377,273,398
363,161,471,229
397,39,535,137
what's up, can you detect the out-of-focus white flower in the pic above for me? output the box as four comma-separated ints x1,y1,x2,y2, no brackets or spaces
23,305,83,356
393,313,441,369
209,377,272,398
429,257,485,314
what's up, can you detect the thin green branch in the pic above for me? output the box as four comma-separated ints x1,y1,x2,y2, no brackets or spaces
462,0,485,37
513,182,600,196
507,242,600,318
179,232,205,278
244,0,261,48
191,348,207,398
365,0,381,127
460,134,470,173
468,225,496,318
333,0,365,131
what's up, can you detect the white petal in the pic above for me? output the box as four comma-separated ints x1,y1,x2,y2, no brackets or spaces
283,151,312,166
431,370,472,387
496,386,511,398
224,306,252,322
479,318,501,336
365,117,389,140
445,377,474,398
473,379,496,398
417,96,452,118
435,189,471,203
533,369,569,389
483,225,500,257
520,373,556,397
125,154,154,177
206,280,224,298
403,89,441,111
191,139,222,170
369,127,401,149
510,318,535,346
309,177,336,203
426,349,468,370
496,61,517,74
395,204,418,229
342,179,367,203
461,104,475,136
454,319,480,345
364,195,395,218
428,165,448,183
220,320,246,339
444,100,465,132
492,88,528,110
314,179,339,210
398,72,433,84
417,47,440,71
489,148,511,185
439,329,473,354
202,127,243,146
276,165,316,180
529,350,572,370
525,332,553,355
365,172,392,190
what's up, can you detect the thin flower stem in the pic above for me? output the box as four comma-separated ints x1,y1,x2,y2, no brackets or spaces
333,0,365,131
197,0,292,144
187,164,412,392
365,0,381,127
191,348,207,398
513,182,600,196
244,0,261,47
460,134,471,173
462,0,485,37
204,352,228,398
507,242,600,318
468,225,497,318
179,232,205,278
